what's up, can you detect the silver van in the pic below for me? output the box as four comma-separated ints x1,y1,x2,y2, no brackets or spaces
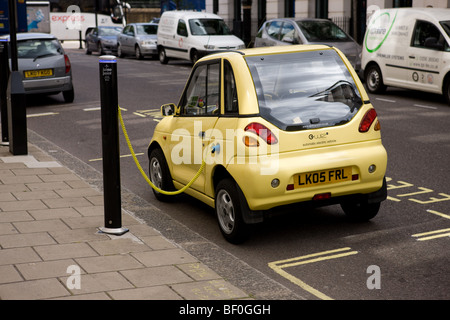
255,18,361,74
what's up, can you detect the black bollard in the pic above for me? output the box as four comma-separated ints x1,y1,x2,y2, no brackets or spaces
98,55,128,235
0,39,9,145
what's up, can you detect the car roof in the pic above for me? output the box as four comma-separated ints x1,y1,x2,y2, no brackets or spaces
0,32,58,41
204,44,333,60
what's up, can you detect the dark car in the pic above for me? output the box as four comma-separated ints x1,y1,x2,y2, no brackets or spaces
85,26,123,55
0,32,74,103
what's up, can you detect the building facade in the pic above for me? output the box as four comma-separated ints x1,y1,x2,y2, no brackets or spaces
204,0,450,45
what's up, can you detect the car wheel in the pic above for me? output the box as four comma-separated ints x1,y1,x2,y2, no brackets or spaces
135,45,143,59
365,64,386,94
99,42,106,55
159,47,169,64
215,179,249,244
86,44,92,55
62,88,74,103
341,201,381,222
149,148,175,201
117,44,124,58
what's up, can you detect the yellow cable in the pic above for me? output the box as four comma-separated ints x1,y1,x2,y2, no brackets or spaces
118,106,205,195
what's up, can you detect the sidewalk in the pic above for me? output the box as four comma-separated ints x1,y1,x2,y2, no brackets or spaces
0,143,250,300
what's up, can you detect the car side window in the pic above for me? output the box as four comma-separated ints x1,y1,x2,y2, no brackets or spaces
177,19,188,37
412,20,448,51
280,22,298,43
267,21,283,40
179,62,220,116
224,60,238,114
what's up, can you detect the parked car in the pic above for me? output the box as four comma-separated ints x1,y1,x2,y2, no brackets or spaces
255,18,362,74
157,11,245,64
117,23,158,59
85,26,123,55
148,45,387,244
0,32,74,103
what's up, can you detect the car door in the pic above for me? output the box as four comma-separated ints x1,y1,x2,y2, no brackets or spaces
406,19,447,92
168,60,220,193
170,19,189,60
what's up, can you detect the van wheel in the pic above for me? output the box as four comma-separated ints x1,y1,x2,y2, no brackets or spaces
215,179,249,244
191,49,200,64
159,47,169,64
443,78,450,104
365,64,386,94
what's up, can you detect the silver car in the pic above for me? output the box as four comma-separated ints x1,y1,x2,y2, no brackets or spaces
117,23,158,59
254,18,361,74
0,32,74,103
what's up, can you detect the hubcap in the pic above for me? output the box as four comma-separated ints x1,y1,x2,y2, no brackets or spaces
216,190,235,234
150,158,162,190
368,70,379,89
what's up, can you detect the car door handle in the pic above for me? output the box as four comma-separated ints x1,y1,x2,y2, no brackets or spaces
409,55,416,59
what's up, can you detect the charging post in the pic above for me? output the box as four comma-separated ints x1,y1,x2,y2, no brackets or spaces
98,55,128,235
0,39,9,145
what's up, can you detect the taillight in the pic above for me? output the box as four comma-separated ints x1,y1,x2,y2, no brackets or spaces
64,54,71,73
359,108,378,133
244,122,278,145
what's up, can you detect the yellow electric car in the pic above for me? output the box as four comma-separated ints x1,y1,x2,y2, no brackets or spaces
148,45,387,244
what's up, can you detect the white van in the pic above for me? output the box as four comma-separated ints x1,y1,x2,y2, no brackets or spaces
362,8,450,103
157,11,245,64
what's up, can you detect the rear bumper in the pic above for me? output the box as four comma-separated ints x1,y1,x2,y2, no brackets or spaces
23,75,72,94
227,139,387,211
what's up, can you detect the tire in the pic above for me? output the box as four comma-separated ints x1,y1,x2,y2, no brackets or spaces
159,47,169,64
341,201,381,222
443,77,450,104
365,64,386,94
215,179,249,244
117,44,124,58
99,42,106,55
190,49,199,64
62,88,74,103
86,45,92,55
135,45,143,59
148,148,175,202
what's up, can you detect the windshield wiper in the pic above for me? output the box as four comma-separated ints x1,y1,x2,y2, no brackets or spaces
33,53,56,62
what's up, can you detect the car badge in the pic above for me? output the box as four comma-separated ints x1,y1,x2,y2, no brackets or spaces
36,63,40,67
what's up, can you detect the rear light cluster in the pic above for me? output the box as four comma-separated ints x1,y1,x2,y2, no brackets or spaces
244,122,278,147
64,54,71,74
359,108,380,132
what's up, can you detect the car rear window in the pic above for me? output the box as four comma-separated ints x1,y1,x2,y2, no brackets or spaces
296,20,350,42
245,49,362,131
17,39,63,59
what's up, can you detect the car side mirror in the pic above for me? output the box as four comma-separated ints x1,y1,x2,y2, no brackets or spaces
161,103,176,116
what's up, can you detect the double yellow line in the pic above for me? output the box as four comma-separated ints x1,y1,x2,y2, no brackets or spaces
268,247,358,300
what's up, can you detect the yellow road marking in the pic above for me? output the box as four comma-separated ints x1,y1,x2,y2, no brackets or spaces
268,247,358,300
427,209,450,220
412,228,450,241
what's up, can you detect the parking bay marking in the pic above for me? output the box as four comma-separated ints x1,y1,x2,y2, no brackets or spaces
268,247,358,300
89,153,144,162
386,177,450,204
412,228,450,241
27,112,59,118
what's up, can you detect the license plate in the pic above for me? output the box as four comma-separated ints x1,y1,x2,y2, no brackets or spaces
295,167,352,188
24,69,53,78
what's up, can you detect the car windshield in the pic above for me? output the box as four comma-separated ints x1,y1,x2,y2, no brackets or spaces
440,20,450,38
189,19,232,35
136,24,158,35
17,39,63,59
98,27,122,36
245,50,362,131
296,20,350,42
